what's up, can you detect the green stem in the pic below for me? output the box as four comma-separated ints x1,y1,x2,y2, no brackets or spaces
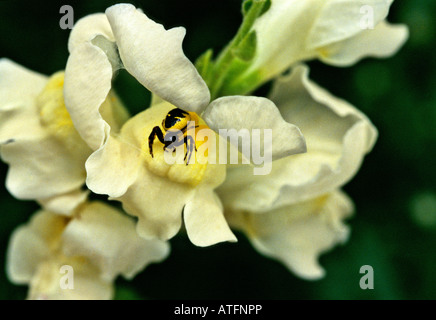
209,0,268,99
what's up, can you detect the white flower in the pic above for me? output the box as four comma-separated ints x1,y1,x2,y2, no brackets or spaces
218,64,377,279
219,64,377,212
244,0,408,84
64,4,306,246
6,201,170,300
226,190,353,280
0,59,128,215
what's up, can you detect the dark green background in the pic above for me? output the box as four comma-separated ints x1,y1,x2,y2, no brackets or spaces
0,0,435,300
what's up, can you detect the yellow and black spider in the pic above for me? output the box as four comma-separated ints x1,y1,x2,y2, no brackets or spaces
148,108,200,165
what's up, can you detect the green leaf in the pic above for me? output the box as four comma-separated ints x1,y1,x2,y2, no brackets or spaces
194,48,214,83
232,31,257,62
204,0,272,99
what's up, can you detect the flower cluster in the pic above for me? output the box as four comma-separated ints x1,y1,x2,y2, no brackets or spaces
0,0,407,298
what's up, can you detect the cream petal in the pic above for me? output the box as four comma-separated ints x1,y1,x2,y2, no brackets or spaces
85,103,171,198
273,65,378,152
0,59,47,142
246,0,399,83
62,202,170,281
85,134,141,198
7,209,114,300
105,4,210,113
99,91,130,135
67,13,115,53
7,225,51,285
0,65,90,204
229,190,353,280
64,42,114,150
0,58,47,108
319,21,409,66
248,0,319,80
306,0,393,49
6,211,67,284
28,258,113,300
1,134,86,200
184,188,237,247
202,96,306,162
218,65,377,211
37,189,89,217
118,163,192,241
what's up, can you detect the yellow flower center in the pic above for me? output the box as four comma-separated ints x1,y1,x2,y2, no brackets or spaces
37,71,127,155
145,105,217,186
121,102,224,187
37,72,81,151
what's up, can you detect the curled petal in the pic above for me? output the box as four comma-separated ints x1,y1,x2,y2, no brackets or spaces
227,190,353,280
119,164,191,241
0,59,47,142
28,258,113,300
6,211,67,284
64,42,114,150
307,0,393,49
65,12,128,149
0,64,91,211
37,189,89,217
218,65,377,211
62,202,170,281
247,0,402,82
85,134,141,198
318,21,409,66
202,96,306,162
106,4,210,113
248,0,319,82
85,102,174,199
2,135,87,200
184,188,237,247
67,13,115,53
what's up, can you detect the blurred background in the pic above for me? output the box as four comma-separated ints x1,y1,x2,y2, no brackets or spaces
0,0,435,300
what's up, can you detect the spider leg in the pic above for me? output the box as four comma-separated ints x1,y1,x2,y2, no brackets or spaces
184,134,195,165
148,126,165,158
186,123,198,153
